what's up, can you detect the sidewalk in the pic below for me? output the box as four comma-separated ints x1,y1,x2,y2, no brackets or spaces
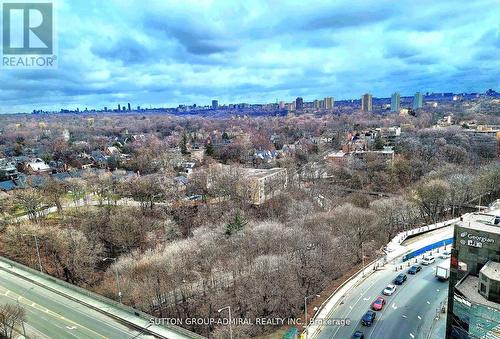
0,256,203,339
424,307,447,339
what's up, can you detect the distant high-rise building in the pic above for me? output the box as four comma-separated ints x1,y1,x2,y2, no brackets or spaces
212,100,219,109
391,92,401,112
278,101,285,109
295,97,304,110
137,106,141,111
413,92,423,109
324,97,334,109
117,104,121,111
104,106,108,112
314,99,320,109
361,93,372,112
127,103,131,111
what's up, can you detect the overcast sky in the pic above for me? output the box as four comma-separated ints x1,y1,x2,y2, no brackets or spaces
1,0,499,113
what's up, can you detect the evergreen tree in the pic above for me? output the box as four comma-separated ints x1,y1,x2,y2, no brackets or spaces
374,134,385,150
180,133,188,154
205,142,215,156
225,212,247,236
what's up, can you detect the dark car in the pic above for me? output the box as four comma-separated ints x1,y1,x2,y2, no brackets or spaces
361,310,376,326
408,265,422,274
353,331,365,339
394,273,407,285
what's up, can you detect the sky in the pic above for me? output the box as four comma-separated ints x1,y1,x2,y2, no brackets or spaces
0,0,499,113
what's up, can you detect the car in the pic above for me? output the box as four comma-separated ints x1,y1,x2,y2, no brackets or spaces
422,256,436,265
371,296,386,311
408,265,422,274
439,250,451,259
383,284,397,296
394,273,407,285
361,310,376,326
352,331,365,339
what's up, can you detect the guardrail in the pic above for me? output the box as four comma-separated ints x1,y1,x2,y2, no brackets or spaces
0,256,204,339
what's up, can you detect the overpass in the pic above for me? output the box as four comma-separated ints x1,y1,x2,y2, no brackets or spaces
0,256,204,339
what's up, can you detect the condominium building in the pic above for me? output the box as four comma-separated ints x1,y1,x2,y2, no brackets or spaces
413,92,424,109
391,92,400,112
361,93,372,112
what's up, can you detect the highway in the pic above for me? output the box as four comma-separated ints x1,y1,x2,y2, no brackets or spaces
0,268,153,339
315,254,449,339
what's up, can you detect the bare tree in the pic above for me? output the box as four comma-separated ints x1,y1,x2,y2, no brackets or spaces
13,188,45,222
0,303,25,339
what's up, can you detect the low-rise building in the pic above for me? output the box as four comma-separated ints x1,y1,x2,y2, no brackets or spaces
244,167,288,205
0,159,20,181
208,164,288,205
326,148,395,165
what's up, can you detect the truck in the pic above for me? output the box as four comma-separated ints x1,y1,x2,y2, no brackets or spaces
435,258,451,280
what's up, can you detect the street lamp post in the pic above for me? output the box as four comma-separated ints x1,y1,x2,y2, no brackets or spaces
304,294,320,339
218,306,233,339
103,258,122,303
22,234,42,273
361,242,366,277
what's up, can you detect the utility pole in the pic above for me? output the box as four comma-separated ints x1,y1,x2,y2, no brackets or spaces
103,258,122,303
304,294,320,338
22,234,42,272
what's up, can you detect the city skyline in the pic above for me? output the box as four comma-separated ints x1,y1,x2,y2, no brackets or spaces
0,0,499,113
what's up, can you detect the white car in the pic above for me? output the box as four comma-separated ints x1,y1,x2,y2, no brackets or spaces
439,251,451,259
383,284,397,296
421,256,436,265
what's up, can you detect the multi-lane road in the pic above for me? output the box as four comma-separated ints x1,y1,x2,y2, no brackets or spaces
315,254,449,339
0,267,152,339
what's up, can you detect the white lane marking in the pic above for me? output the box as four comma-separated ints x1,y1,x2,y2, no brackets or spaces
392,303,397,310
363,297,370,301
427,301,431,304
330,276,380,338
66,326,77,330
410,333,415,338
417,315,422,320
436,289,440,292
402,315,408,318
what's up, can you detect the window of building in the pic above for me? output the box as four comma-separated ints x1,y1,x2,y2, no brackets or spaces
480,283,486,293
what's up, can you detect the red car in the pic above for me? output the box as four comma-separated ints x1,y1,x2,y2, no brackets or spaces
371,297,386,311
